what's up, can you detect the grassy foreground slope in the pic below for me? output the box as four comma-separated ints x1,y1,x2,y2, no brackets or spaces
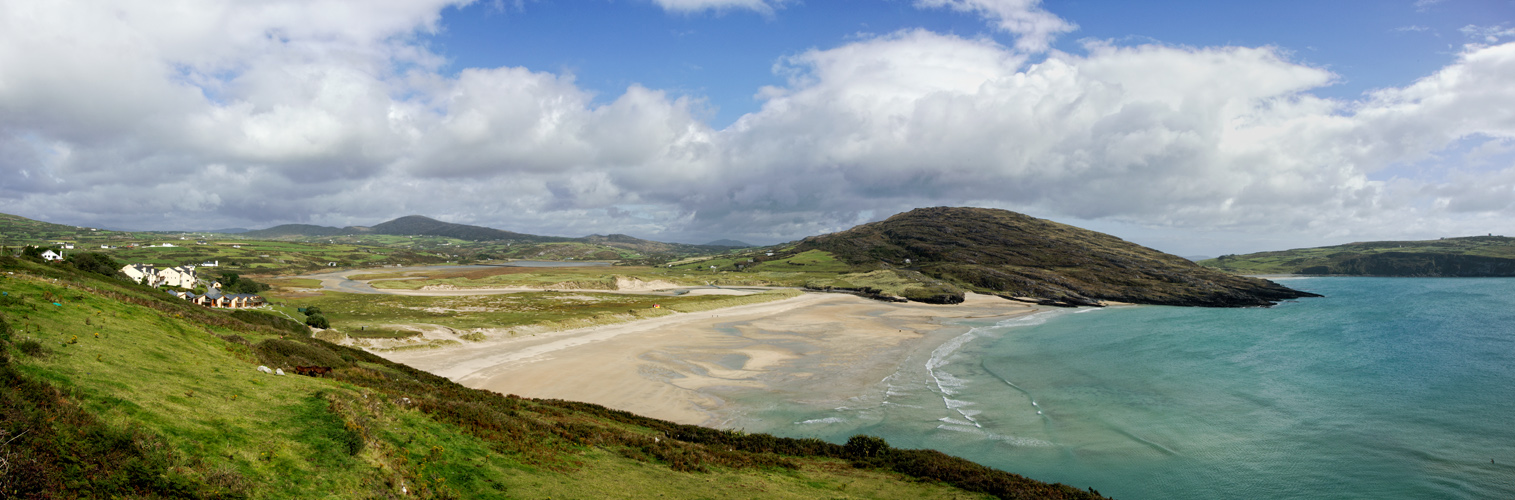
795,207,1317,307
0,256,1106,499
1199,236,1515,276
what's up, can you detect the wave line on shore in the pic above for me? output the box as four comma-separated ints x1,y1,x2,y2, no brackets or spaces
924,311,1062,427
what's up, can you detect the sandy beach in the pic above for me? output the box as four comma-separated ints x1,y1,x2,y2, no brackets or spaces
379,291,1040,426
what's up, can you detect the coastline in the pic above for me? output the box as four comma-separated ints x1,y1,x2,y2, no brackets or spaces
377,292,1042,426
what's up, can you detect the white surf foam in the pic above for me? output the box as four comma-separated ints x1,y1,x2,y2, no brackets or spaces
795,417,845,425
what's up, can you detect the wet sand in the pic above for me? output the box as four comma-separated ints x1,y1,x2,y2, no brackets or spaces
379,292,1041,426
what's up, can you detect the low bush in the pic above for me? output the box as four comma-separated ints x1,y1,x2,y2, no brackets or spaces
15,338,45,357
65,252,125,280
253,338,347,369
228,309,309,336
305,313,330,329
303,315,330,330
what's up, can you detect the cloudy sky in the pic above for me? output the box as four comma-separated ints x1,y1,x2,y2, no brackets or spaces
2,0,1513,255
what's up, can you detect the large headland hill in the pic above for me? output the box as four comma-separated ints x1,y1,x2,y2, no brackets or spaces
773,207,1318,307
1199,235,1515,277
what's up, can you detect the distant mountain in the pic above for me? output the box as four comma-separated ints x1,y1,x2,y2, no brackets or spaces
240,224,354,238
797,207,1317,307
201,228,250,234
1183,255,1213,262
703,239,753,247
580,234,733,254
0,212,92,234
1200,235,1515,276
238,216,558,242
0,212,126,244
239,216,731,255
369,215,568,243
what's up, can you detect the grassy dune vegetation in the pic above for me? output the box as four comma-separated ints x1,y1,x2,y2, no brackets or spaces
0,256,1106,499
353,253,953,303
277,289,804,341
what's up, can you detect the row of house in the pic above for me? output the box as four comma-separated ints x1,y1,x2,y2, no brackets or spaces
169,290,265,308
120,262,267,309
121,263,199,288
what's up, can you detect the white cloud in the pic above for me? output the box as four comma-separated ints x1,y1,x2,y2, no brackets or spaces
1460,24,1515,44
914,0,1075,52
1414,0,1446,11
650,0,784,15
2,1,1515,253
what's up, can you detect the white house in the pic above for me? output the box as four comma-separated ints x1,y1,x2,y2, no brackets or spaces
63,243,75,250
155,265,197,289
122,264,158,286
40,250,63,261
199,260,219,267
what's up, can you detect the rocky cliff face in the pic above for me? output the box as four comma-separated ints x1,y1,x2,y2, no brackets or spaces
799,207,1319,307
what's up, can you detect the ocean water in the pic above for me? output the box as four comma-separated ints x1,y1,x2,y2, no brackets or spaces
726,278,1515,499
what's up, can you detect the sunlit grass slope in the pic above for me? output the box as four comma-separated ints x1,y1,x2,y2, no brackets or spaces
0,256,1107,499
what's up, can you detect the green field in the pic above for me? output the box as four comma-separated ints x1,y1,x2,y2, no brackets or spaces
332,249,970,305
284,289,804,338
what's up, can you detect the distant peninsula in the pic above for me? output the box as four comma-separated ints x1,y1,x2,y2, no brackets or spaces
1199,235,1515,277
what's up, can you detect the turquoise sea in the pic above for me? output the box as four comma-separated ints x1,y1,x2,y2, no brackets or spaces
726,278,1515,499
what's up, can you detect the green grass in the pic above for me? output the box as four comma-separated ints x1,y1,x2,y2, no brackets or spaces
353,254,871,293
265,277,323,288
289,289,803,336
365,266,624,290
0,271,380,497
745,250,853,273
339,253,956,303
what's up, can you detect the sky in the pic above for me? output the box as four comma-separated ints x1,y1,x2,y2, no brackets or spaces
2,0,1514,256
